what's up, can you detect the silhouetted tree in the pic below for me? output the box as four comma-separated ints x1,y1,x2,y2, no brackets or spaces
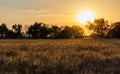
49,25,62,39
107,22,120,38
6,30,15,39
12,24,22,38
59,26,73,39
27,23,40,38
71,25,84,38
39,23,50,38
27,22,50,38
59,25,84,39
0,23,8,38
86,18,110,38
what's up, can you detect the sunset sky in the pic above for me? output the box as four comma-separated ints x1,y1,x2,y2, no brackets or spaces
0,0,120,28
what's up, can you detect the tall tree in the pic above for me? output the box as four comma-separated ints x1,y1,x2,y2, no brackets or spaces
27,23,39,38
71,25,84,38
86,18,110,37
39,23,50,38
0,23,8,38
49,25,62,39
12,24,22,38
59,26,73,39
6,30,15,39
107,22,120,38
27,22,50,38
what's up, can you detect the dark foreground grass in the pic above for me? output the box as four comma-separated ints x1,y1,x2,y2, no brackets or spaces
0,39,120,74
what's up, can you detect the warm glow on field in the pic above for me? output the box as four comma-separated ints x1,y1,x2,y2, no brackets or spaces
77,11,96,24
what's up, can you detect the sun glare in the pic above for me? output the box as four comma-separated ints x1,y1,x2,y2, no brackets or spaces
77,11,96,24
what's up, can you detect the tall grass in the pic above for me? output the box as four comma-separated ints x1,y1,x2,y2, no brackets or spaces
0,39,120,74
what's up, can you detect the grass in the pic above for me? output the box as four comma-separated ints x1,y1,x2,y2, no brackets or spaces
0,39,120,74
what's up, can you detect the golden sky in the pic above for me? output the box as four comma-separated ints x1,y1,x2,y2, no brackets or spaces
0,0,120,28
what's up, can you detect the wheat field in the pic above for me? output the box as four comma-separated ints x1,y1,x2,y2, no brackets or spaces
0,39,120,74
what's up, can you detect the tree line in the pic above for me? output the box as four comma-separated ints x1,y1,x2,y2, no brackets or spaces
0,18,120,39
0,23,84,39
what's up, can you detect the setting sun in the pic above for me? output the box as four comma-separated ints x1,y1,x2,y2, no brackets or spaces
77,11,96,24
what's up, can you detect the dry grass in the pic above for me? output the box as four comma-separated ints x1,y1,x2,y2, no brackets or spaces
0,39,120,74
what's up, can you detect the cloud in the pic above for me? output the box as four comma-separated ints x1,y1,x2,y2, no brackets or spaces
25,8,52,16
24,7,74,17
26,8,46,12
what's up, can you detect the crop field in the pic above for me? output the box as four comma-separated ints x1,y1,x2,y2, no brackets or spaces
0,39,120,74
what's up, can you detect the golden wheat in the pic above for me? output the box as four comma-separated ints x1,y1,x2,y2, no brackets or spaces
0,39,120,74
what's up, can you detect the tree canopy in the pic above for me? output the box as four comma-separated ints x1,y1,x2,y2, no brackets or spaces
0,18,120,39
107,22,120,38
86,18,110,38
